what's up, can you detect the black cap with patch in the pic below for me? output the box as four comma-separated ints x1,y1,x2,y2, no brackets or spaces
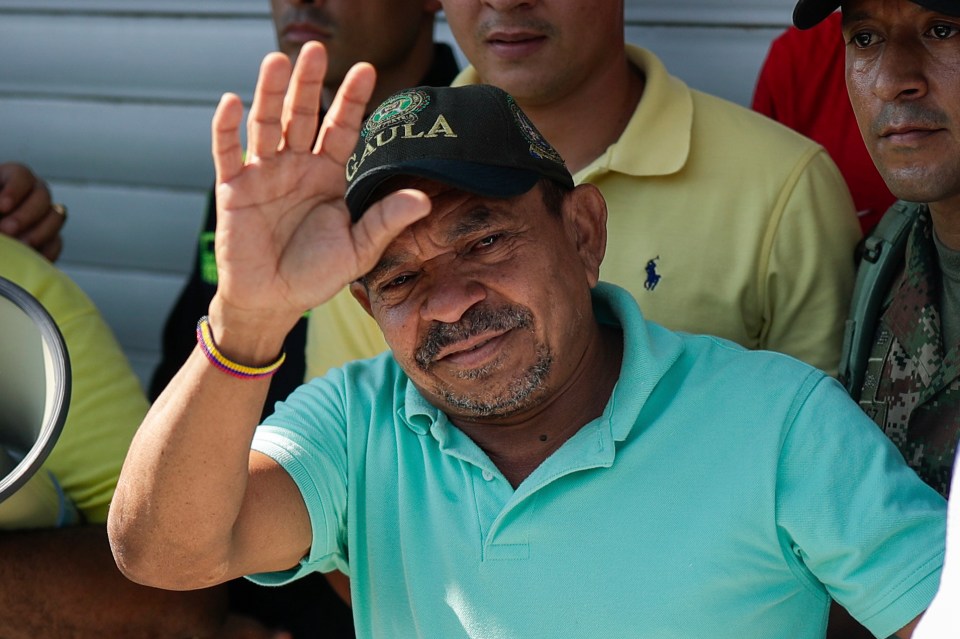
793,0,960,29
344,84,574,221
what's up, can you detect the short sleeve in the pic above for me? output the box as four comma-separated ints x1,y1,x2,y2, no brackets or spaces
776,376,946,638
247,375,351,585
912,449,960,637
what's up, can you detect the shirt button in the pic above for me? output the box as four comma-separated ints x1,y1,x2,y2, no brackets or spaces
482,470,494,481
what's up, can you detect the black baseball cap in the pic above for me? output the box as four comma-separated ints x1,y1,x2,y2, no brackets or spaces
344,84,574,221
794,0,960,29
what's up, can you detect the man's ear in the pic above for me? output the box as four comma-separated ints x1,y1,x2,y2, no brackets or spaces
424,0,442,13
350,281,375,318
563,184,607,288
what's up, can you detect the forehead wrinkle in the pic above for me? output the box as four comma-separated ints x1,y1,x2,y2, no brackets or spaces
362,200,507,286
445,207,496,244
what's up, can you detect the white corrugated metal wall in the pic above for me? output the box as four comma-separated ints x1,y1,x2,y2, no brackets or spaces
0,0,796,387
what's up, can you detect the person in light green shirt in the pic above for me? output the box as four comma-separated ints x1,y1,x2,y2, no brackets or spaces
109,51,943,639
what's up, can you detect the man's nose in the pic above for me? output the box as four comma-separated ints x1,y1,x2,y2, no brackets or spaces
871,40,929,103
419,273,487,325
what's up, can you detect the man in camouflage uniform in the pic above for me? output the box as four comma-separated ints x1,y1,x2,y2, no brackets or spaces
792,0,960,497
860,208,960,496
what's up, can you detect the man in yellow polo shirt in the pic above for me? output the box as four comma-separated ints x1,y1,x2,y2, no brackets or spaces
305,0,861,379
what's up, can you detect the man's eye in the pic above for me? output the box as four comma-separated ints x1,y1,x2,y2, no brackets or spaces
384,274,413,290
929,23,959,39
474,234,502,250
851,31,875,48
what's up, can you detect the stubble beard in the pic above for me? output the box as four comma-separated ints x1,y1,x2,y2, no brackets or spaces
437,346,553,419
415,304,554,418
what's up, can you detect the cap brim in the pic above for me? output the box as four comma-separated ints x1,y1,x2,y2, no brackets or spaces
793,0,841,29
794,0,960,29
915,0,960,17
346,159,542,222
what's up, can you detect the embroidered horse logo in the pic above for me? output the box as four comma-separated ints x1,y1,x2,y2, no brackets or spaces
644,256,661,291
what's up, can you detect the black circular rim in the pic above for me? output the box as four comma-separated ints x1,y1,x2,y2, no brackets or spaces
0,276,71,503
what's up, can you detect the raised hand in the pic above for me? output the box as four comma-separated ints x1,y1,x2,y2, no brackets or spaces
210,42,430,338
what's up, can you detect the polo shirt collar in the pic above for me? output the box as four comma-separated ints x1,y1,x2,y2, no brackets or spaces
451,46,693,182
592,282,684,441
401,380,440,436
582,46,693,180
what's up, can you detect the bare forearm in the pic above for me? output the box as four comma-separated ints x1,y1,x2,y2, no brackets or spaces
896,614,922,639
0,525,227,638
109,345,272,589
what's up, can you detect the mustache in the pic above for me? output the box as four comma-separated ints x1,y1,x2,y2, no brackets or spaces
871,102,949,136
415,304,533,370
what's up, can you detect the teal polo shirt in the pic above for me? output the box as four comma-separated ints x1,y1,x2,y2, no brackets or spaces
251,282,946,639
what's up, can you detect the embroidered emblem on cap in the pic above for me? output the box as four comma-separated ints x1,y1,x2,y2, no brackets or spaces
507,97,565,165
362,89,430,139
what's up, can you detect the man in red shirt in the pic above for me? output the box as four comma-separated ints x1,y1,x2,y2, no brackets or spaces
753,11,896,233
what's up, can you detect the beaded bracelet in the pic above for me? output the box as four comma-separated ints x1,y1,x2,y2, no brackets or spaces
196,316,286,380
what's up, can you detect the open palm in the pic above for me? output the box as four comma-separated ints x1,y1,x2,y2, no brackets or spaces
210,42,430,333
